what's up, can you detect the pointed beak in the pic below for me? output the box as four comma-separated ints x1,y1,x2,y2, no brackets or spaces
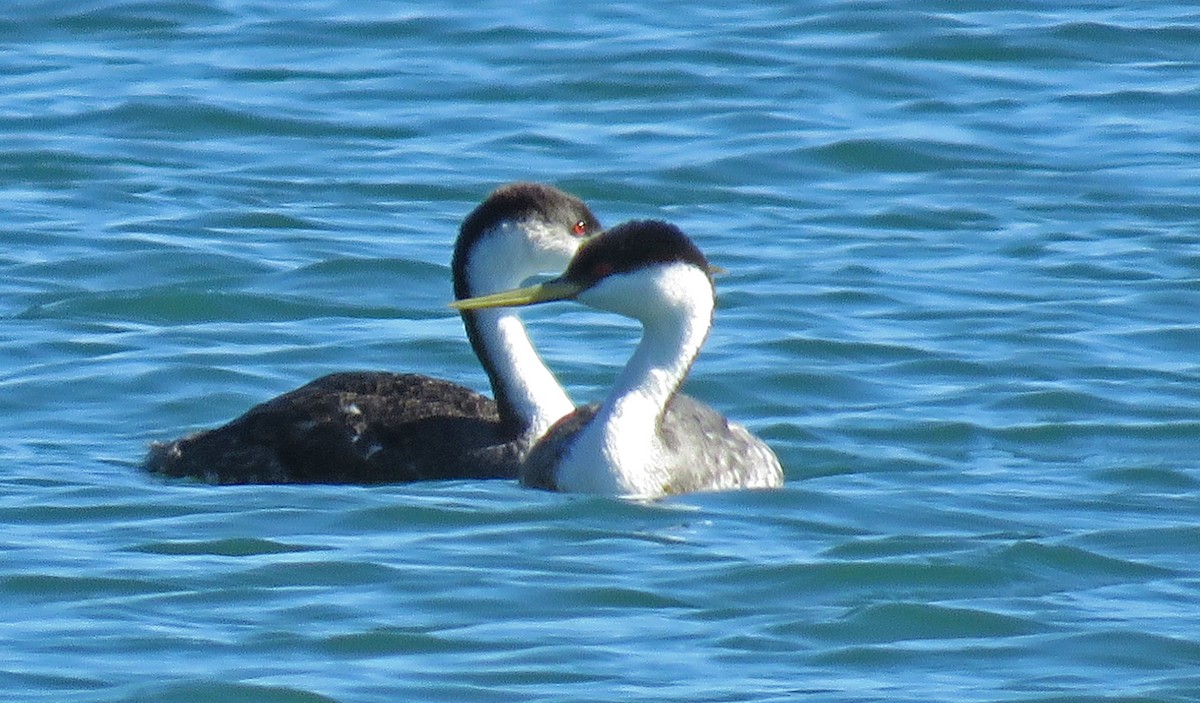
450,279,584,311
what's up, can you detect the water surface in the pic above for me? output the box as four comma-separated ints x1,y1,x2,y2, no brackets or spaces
1,2,1198,701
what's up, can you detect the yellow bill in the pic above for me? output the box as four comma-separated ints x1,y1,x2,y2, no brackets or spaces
450,279,583,311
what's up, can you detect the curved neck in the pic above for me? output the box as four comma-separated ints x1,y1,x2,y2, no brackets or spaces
455,230,573,439
558,267,714,496
461,307,573,438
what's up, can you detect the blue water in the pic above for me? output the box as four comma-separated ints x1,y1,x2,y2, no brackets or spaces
2,1,1199,701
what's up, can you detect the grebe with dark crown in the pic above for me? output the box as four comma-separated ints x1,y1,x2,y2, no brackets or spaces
452,220,784,498
145,183,602,484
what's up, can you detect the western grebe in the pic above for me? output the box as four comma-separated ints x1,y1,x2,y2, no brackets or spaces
451,219,784,498
145,183,602,484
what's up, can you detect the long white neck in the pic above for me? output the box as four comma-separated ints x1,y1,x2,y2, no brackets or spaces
460,230,574,439
467,307,573,437
556,265,714,497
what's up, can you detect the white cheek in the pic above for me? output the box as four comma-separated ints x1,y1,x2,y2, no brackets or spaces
576,279,629,315
471,219,584,290
523,220,583,273
578,264,712,322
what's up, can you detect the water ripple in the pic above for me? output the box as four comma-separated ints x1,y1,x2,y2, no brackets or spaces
1,2,1198,702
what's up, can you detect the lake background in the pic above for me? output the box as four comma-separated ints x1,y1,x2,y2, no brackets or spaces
2,1,1198,701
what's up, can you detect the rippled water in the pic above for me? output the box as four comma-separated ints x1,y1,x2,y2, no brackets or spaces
2,2,1198,701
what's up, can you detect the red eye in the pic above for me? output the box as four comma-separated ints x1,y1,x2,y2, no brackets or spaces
593,262,614,278
571,220,588,236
